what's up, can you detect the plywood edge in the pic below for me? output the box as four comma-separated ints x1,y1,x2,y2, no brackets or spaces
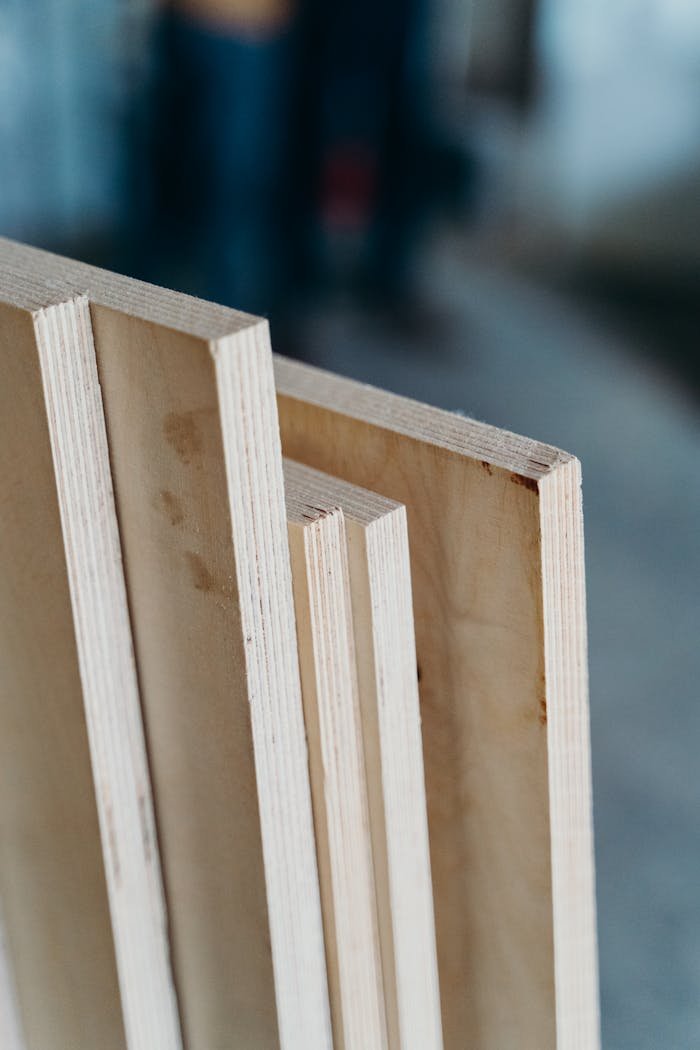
0,237,258,342
361,507,444,1050
215,329,333,1050
284,458,442,1050
539,457,600,1050
274,354,572,480
283,458,402,526
285,492,388,1050
32,298,183,1050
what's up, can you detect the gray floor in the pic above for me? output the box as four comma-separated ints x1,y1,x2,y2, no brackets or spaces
301,234,700,1050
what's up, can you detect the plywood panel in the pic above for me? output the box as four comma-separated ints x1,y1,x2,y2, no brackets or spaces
284,459,443,1050
0,238,332,1050
0,293,125,1050
275,357,599,1050
286,479,387,1050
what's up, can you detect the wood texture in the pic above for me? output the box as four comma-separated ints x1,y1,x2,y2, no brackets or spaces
0,901,26,1050
0,290,125,1050
0,238,332,1050
34,297,182,1050
275,357,599,1050
285,469,387,1050
284,459,443,1050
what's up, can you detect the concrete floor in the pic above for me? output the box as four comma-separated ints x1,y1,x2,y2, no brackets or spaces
300,234,700,1050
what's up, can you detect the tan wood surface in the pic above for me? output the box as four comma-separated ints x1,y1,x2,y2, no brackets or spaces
285,471,387,1050
0,292,126,1050
0,238,332,1050
275,356,599,1050
34,296,183,1050
284,459,443,1050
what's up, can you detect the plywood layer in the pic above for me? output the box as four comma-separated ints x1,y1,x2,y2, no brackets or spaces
0,289,126,1050
275,356,599,1050
0,238,332,1050
284,459,443,1050
285,475,387,1050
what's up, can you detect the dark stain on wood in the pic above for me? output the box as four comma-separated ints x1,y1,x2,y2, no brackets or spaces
480,460,493,475
159,489,184,526
539,697,547,726
163,411,203,464
186,551,216,593
416,662,423,682
510,472,538,493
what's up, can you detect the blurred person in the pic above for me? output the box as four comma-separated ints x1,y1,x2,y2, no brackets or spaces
130,0,301,314
131,0,473,320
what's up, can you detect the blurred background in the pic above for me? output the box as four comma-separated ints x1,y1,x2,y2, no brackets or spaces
0,1,698,1047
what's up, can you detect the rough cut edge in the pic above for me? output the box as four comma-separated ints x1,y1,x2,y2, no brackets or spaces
214,327,333,1050
274,355,571,480
33,298,183,1050
539,458,600,1050
0,902,25,1050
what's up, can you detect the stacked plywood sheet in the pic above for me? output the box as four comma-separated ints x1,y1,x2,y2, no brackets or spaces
0,239,599,1050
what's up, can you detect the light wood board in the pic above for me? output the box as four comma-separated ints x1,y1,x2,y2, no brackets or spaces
34,296,183,1050
284,459,443,1050
275,357,599,1050
285,468,387,1050
0,238,332,1050
0,290,126,1050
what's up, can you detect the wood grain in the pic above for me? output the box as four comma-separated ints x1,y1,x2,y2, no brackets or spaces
0,291,125,1050
284,459,443,1050
275,357,599,1050
0,238,332,1050
34,297,183,1050
285,470,387,1050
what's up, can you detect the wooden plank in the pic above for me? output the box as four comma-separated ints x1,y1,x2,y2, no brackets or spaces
285,470,387,1050
284,459,443,1050
275,357,599,1050
34,296,183,1050
0,292,126,1050
0,238,332,1050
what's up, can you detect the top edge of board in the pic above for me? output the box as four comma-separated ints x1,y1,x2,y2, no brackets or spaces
283,458,404,528
0,237,261,343
274,355,575,482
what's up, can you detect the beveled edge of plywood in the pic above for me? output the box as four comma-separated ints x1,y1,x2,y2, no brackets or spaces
0,237,256,342
274,355,571,481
